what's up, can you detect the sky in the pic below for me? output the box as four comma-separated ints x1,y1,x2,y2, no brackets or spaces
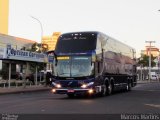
8,0,160,57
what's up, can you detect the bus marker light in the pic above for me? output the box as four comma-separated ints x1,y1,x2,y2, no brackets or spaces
88,89,94,94
52,89,56,93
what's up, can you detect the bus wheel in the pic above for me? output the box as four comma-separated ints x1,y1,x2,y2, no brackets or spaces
126,82,132,91
67,94,75,98
106,83,112,95
99,85,107,97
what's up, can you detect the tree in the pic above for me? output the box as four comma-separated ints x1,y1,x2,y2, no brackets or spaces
28,42,48,53
138,54,156,67
25,42,47,73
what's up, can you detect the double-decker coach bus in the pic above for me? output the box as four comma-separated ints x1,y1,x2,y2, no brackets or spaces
50,31,137,98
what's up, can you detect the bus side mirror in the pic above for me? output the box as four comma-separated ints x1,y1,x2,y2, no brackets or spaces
91,62,93,66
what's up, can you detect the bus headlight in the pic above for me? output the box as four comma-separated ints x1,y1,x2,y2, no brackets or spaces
52,82,62,88
81,84,87,88
56,84,61,88
81,82,94,88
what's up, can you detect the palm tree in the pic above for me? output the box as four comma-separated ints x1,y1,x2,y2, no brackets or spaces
25,42,48,72
138,54,156,67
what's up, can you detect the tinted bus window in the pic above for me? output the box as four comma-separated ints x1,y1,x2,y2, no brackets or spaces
55,33,97,53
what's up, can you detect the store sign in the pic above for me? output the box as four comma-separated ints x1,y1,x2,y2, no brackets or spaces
4,45,48,63
48,55,54,63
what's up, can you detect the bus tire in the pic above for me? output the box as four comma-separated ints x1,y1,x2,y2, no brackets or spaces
99,84,107,97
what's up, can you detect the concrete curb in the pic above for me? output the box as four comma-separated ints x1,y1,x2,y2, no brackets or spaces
137,80,160,84
0,86,51,95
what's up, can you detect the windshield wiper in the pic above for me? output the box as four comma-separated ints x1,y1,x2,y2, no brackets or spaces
71,73,89,77
71,73,84,76
58,72,70,75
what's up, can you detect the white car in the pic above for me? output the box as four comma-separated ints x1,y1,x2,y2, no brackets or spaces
151,75,158,80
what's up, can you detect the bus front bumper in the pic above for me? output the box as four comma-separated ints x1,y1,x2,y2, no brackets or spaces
51,88,94,95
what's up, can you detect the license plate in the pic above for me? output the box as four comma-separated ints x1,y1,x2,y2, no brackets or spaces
67,89,74,93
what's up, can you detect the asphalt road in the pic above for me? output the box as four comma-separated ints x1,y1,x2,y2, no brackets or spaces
0,82,160,120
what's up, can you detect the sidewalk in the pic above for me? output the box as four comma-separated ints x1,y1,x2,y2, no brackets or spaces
0,85,51,95
137,79,160,84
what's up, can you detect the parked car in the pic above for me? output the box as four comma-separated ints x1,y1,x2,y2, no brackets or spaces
151,72,159,80
151,75,158,80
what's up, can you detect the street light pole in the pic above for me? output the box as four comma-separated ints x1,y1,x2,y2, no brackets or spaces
140,57,143,81
145,41,155,82
30,15,43,53
30,16,44,86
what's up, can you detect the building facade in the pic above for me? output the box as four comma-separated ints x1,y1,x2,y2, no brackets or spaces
141,46,160,57
0,33,48,85
42,32,61,51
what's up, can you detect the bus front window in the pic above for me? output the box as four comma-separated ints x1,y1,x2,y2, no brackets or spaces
54,56,94,77
71,56,93,77
54,59,70,77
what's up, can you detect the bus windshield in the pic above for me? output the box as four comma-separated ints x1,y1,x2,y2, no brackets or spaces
54,56,94,77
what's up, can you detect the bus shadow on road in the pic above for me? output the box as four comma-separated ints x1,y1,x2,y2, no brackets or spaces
49,90,133,100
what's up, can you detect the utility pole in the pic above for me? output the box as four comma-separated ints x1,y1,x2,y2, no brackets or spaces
30,15,43,53
145,41,155,82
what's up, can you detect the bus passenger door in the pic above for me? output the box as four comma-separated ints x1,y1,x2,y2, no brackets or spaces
94,61,103,85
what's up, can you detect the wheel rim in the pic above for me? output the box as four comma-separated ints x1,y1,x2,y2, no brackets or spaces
103,85,107,95
108,84,112,94
127,82,131,91
126,84,129,90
